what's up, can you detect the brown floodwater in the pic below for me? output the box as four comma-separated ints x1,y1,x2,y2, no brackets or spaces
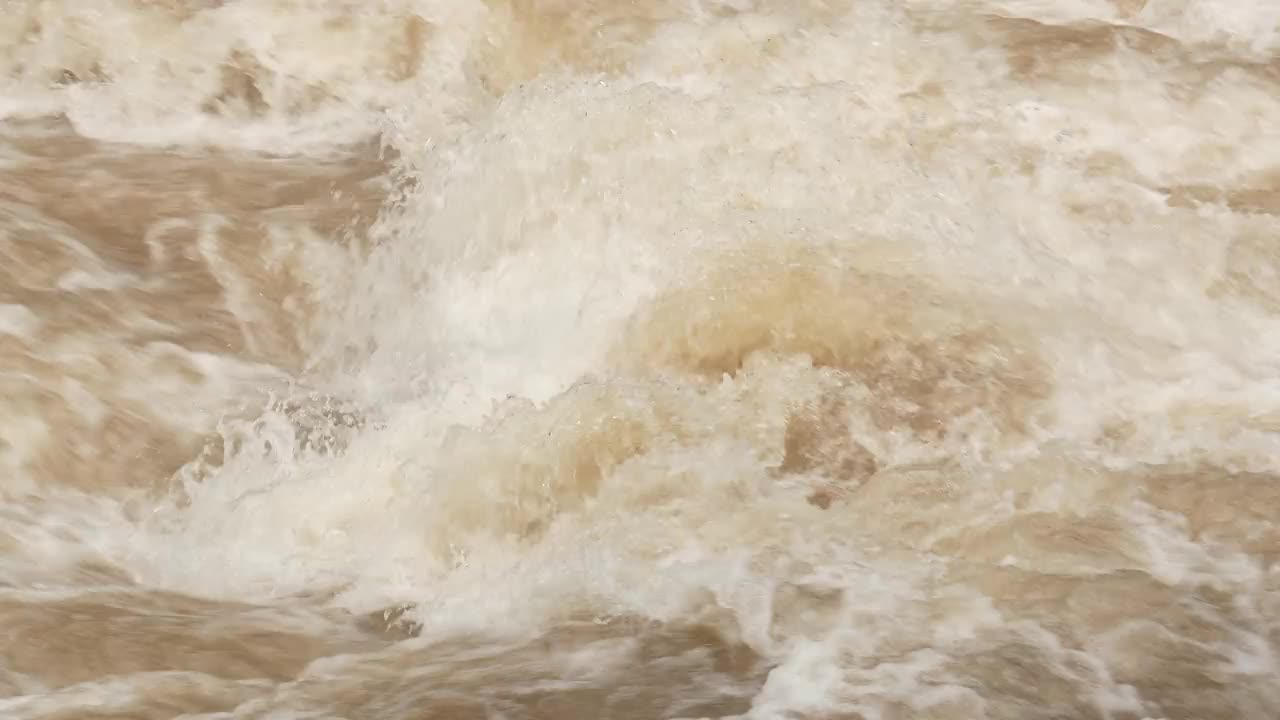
2,1,1279,718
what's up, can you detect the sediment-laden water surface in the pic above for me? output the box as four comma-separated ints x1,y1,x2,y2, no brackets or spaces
2,1,1279,718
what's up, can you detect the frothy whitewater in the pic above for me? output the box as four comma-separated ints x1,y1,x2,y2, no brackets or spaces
1,1,1279,718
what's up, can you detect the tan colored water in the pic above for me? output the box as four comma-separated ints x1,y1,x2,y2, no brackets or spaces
2,1,1279,718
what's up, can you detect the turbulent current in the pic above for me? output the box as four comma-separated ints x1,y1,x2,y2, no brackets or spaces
2,1,1279,718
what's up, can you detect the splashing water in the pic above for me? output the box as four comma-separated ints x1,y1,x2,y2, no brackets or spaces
1,1,1279,718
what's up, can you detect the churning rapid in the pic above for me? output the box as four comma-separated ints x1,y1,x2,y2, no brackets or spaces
1,1,1279,718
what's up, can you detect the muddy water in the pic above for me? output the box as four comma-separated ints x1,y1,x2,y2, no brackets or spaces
2,1,1279,718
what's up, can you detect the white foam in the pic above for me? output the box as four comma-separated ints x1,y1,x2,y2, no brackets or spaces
0,305,39,337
